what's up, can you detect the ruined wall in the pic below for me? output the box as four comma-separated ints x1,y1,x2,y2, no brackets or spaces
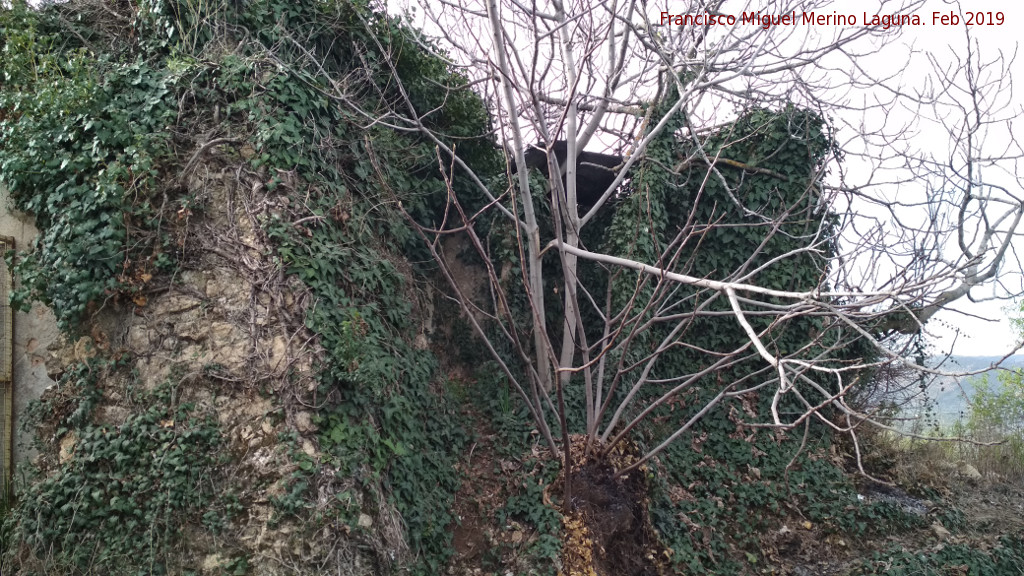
5,158,400,574
0,3,475,569
0,184,60,473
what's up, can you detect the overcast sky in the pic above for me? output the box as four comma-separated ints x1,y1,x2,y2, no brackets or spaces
830,0,1024,357
394,0,1023,357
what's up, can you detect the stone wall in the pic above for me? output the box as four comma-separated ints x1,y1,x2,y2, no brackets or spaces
0,184,60,474
11,156,394,573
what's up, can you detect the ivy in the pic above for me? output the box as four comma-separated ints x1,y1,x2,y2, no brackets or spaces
2,0,495,572
0,2,909,575
15,369,223,575
185,1,492,571
851,536,1024,576
0,4,180,329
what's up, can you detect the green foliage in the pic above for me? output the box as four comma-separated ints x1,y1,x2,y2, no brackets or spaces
182,2,495,571
499,106,852,439
633,106,842,414
479,105,868,573
220,554,251,576
497,458,563,568
4,0,495,569
596,107,882,571
968,370,1024,436
0,3,894,576
649,429,923,573
947,303,1024,479
961,368,1024,479
13,368,223,575
851,536,1024,576
0,2,182,329
0,0,497,331
471,363,539,457
469,377,561,573
273,195,471,571
265,429,355,529
929,499,967,533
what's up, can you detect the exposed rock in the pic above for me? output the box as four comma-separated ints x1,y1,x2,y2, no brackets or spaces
414,332,429,351
98,405,132,426
254,304,271,326
73,336,97,362
45,335,76,378
249,446,279,476
358,513,374,529
135,357,172,391
181,344,206,366
174,318,210,341
21,150,351,576
58,432,77,464
188,388,215,408
244,396,274,419
201,553,227,573
179,270,208,293
269,334,289,372
267,478,288,499
294,411,315,433
126,326,154,350
210,321,239,340
150,294,202,316
931,521,952,540
203,321,249,371
301,438,318,458
958,463,982,482
206,275,252,308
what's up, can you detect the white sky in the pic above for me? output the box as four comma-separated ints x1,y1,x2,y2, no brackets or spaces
395,0,1024,356
701,0,1024,357
672,0,1024,357
826,0,1024,356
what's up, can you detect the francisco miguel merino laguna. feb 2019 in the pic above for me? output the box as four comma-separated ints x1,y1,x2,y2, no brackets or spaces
658,10,1005,30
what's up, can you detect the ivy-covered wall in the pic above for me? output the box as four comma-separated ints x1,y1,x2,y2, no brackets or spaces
0,0,497,573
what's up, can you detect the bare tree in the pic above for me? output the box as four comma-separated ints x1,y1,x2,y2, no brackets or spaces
313,0,1024,495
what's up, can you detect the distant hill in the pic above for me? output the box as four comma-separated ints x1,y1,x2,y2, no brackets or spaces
900,356,1024,427
932,355,1024,373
